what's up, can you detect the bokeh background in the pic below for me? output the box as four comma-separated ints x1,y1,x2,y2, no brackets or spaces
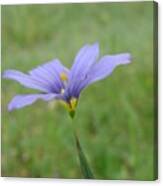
1,2,156,180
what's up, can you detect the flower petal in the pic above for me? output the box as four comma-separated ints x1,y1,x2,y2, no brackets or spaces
70,53,131,97
3,59,69,94
65,43,99,99
3,70,50,92
8,93,61,111
29,59,69,93
88,53,131,84
70,42,99,80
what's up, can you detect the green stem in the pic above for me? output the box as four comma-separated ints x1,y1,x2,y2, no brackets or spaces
70,117,94,179
74,132,94,179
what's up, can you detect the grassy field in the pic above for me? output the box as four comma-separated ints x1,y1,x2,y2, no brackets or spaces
1,2,156,180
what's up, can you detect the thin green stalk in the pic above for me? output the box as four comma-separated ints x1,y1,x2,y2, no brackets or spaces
74,132,94,179
70,115,94,179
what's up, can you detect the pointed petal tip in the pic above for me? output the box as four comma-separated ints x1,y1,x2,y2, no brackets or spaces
2,70,9,79
119,53,132,65
2,69,18,78
90,42,99,58
8,97,19,112
8,103,14,112
125,53,132,64
92,42,99,49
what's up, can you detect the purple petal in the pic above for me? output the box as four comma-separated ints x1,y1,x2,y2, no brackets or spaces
65,43,99,99
8,93,61,111
87,53,131,84
29,59,69,93
3,59,69,94
70,42,99,81
70,53,131,97
3,70,50,92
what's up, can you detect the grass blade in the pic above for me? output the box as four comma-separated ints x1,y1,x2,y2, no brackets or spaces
74,134,94,179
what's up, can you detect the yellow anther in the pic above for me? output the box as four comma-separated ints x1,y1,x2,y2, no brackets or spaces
60,72,68,81
59,97,78,119
61,88,65,94
69,97,78,111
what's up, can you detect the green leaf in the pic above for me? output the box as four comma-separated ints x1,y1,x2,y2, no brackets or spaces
74,134,94,179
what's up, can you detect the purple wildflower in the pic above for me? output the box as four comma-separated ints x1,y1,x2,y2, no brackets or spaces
3,43,131,114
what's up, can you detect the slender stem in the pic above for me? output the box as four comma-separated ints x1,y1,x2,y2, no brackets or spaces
70,118,94,179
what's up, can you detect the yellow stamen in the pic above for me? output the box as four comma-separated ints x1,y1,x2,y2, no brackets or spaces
69,97,78,111
59,97,78,119
60,72,68,81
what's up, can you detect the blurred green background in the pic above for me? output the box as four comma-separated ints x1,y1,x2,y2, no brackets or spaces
2,2,156,180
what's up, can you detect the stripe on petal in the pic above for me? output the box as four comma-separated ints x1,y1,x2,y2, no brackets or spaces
87,53,131,84
70,53,131,97
70,43,99,80
3,59,69,94
29,59,69,93
3,70,50,92
66,43,99,98
8,93,61,111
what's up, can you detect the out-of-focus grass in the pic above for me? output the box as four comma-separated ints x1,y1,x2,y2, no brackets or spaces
1,2,155,180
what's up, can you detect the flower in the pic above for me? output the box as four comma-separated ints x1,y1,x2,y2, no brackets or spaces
3,42,131,116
